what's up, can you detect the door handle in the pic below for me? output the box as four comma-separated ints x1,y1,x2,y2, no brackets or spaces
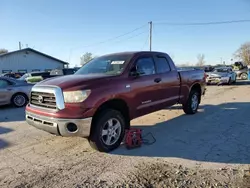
154,78,162,83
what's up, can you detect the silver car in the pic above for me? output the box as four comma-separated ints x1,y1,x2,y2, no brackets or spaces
0,77,33,107
206,67,237,85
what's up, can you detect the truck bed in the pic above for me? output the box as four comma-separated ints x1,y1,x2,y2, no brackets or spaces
178,69,206,103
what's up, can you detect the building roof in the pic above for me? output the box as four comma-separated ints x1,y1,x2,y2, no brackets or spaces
0,48,68,65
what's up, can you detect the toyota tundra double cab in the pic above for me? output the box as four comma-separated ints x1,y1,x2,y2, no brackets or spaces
26,51,206,152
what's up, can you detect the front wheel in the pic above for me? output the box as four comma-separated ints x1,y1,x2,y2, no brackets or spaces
182,90,200,115
89,109,125,152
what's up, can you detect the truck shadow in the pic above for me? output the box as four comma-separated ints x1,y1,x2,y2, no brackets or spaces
0,106,25,122
0,126,13,150
113,102,250,164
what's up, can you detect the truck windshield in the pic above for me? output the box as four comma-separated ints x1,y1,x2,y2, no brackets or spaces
75,54,132,75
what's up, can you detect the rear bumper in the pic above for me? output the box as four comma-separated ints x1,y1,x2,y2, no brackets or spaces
26,111,92,137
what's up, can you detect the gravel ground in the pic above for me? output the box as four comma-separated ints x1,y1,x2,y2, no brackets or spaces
1,82,250,187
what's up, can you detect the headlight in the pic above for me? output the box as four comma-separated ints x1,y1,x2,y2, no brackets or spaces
63,90,91,103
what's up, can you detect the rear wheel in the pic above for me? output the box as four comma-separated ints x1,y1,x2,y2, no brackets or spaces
11,93,28,107
240,73,248,80
89,109,125,152
182,89,200,115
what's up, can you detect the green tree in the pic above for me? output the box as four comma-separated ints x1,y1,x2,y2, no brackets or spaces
0,48,8,54
235,42,250,65
80,52,93,65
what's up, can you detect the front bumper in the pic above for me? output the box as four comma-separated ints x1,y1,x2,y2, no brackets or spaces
26,111,92,137
206,77,229,84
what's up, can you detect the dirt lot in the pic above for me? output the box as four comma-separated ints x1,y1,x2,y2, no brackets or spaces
1,82,250,187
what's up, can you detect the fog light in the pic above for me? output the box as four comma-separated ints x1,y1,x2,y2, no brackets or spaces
66,123,78,133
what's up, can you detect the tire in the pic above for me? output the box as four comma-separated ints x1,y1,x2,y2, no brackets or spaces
11,93,28,107
89,109,126,152
240,73,248,80
182,89,200,115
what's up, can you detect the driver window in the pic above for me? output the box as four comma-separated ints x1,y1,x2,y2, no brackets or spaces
0,80,10,88
135,57,156,76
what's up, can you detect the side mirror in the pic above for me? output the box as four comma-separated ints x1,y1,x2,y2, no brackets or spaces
129,65,145,77
130,71,140,77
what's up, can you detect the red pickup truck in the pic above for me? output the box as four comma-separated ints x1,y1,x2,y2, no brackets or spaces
26,51,206,152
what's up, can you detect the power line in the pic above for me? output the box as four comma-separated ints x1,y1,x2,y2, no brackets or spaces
68,23,147,63
141,33,149,50
71,24,148,50
113,31,148,44
154,19,250,26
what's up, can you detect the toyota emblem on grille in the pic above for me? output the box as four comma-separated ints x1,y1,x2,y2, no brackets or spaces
38,95,44,103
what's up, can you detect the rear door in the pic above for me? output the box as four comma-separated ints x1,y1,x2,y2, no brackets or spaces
153,54,181,107
129,55,162,117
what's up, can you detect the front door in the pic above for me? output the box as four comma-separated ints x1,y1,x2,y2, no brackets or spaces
128,56,162,118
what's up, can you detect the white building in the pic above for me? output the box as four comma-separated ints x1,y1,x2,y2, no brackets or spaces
0,48,68,73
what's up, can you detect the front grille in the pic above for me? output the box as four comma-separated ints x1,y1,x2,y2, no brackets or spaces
30,91,57,109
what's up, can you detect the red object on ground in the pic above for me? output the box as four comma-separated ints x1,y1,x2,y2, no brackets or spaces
125,128,142,149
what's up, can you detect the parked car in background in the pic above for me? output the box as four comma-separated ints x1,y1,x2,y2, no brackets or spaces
0,77,33,107
206,67,236,85
18,71,55,83
204,66,214,73
26,51,206,152
233,62,248,80
50,68,78,76
1,72,25,79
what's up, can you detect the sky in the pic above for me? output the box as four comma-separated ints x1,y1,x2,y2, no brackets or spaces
1,0,250,67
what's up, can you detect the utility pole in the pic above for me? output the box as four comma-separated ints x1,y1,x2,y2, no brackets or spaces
149,21,152,51
19,42,22,50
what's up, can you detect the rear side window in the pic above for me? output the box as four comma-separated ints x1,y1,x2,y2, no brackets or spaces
155,56,171,73
135,57,156,76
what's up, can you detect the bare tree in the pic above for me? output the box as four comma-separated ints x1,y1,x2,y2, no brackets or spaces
234,42,250,65
196,54,205,66
80,52,94,65
0,48,8,54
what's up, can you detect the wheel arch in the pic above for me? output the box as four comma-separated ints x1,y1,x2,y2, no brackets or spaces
11,92,29,101
190,83,202,103
91,98,130,132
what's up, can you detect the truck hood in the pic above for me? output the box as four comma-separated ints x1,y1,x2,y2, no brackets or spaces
37,74,112,90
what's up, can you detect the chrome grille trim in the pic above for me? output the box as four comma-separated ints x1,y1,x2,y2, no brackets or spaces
30,85,65,111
